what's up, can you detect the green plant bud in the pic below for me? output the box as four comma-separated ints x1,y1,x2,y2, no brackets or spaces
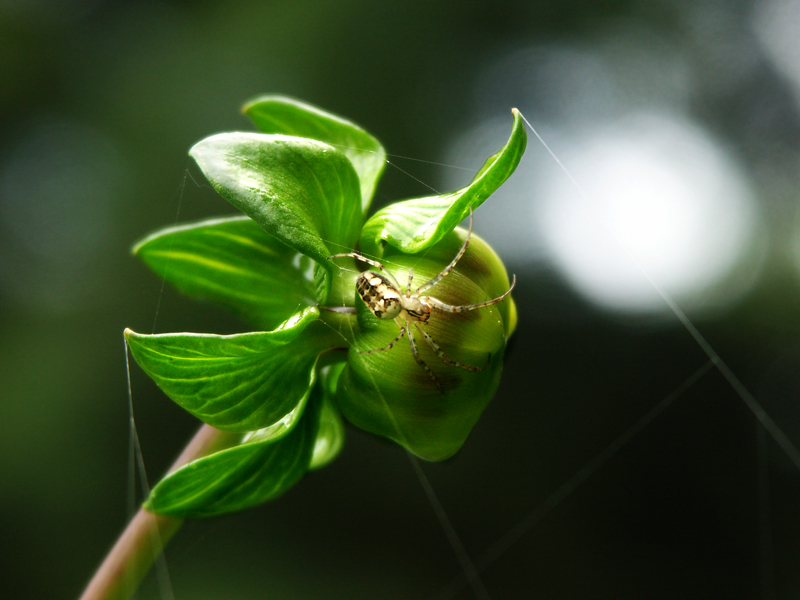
335,226,516,461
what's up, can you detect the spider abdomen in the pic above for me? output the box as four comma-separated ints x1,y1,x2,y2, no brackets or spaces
356,271,402,319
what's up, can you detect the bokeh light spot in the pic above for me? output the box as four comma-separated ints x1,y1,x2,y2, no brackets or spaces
536,112,763,315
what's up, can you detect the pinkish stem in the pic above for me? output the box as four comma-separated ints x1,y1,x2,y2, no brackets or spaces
79,424,241,600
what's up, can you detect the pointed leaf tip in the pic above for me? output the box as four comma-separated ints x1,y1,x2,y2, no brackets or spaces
358,109,526,256
132,216,316,331
124,307,336,432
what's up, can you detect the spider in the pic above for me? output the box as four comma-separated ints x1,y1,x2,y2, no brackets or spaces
328,208,516,391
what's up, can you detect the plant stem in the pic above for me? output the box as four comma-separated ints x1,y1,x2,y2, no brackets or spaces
79,424,241,600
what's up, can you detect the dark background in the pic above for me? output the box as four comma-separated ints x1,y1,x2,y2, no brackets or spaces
2,0,800,598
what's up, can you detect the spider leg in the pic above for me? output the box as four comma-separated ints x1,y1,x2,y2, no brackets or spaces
328,252,386,271
328,252,403,289
414,323,486,373
358,321,406,354
406,267,414,296
424,274,516,313
406,323,443,391
414,206,473,295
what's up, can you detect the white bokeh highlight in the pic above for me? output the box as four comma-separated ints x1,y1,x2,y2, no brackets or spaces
536,113,761,314
440,32,767,318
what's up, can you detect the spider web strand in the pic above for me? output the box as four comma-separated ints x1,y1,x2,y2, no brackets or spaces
432,359,715,600
518,111,800,472
125,338,176,600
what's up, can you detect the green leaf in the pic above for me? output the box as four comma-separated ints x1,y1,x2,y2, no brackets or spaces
243,95,386,211
189,132,363,300
359,108,526,257
133,215,314,331
309,363,346,470
124,307,334,432
145,387,321,517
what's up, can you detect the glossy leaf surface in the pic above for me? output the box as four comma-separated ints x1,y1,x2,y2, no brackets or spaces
129,98,525,521
145,390,321,518
309,363,346,470
359,109,526,257
125,308,331,432
189,132,363,300
133,215,314,331
243,95,386,210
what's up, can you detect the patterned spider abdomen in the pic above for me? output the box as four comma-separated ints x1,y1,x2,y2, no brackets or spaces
356,271,402,319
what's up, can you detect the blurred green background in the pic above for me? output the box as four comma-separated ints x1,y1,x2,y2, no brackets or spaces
2,0,800,598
